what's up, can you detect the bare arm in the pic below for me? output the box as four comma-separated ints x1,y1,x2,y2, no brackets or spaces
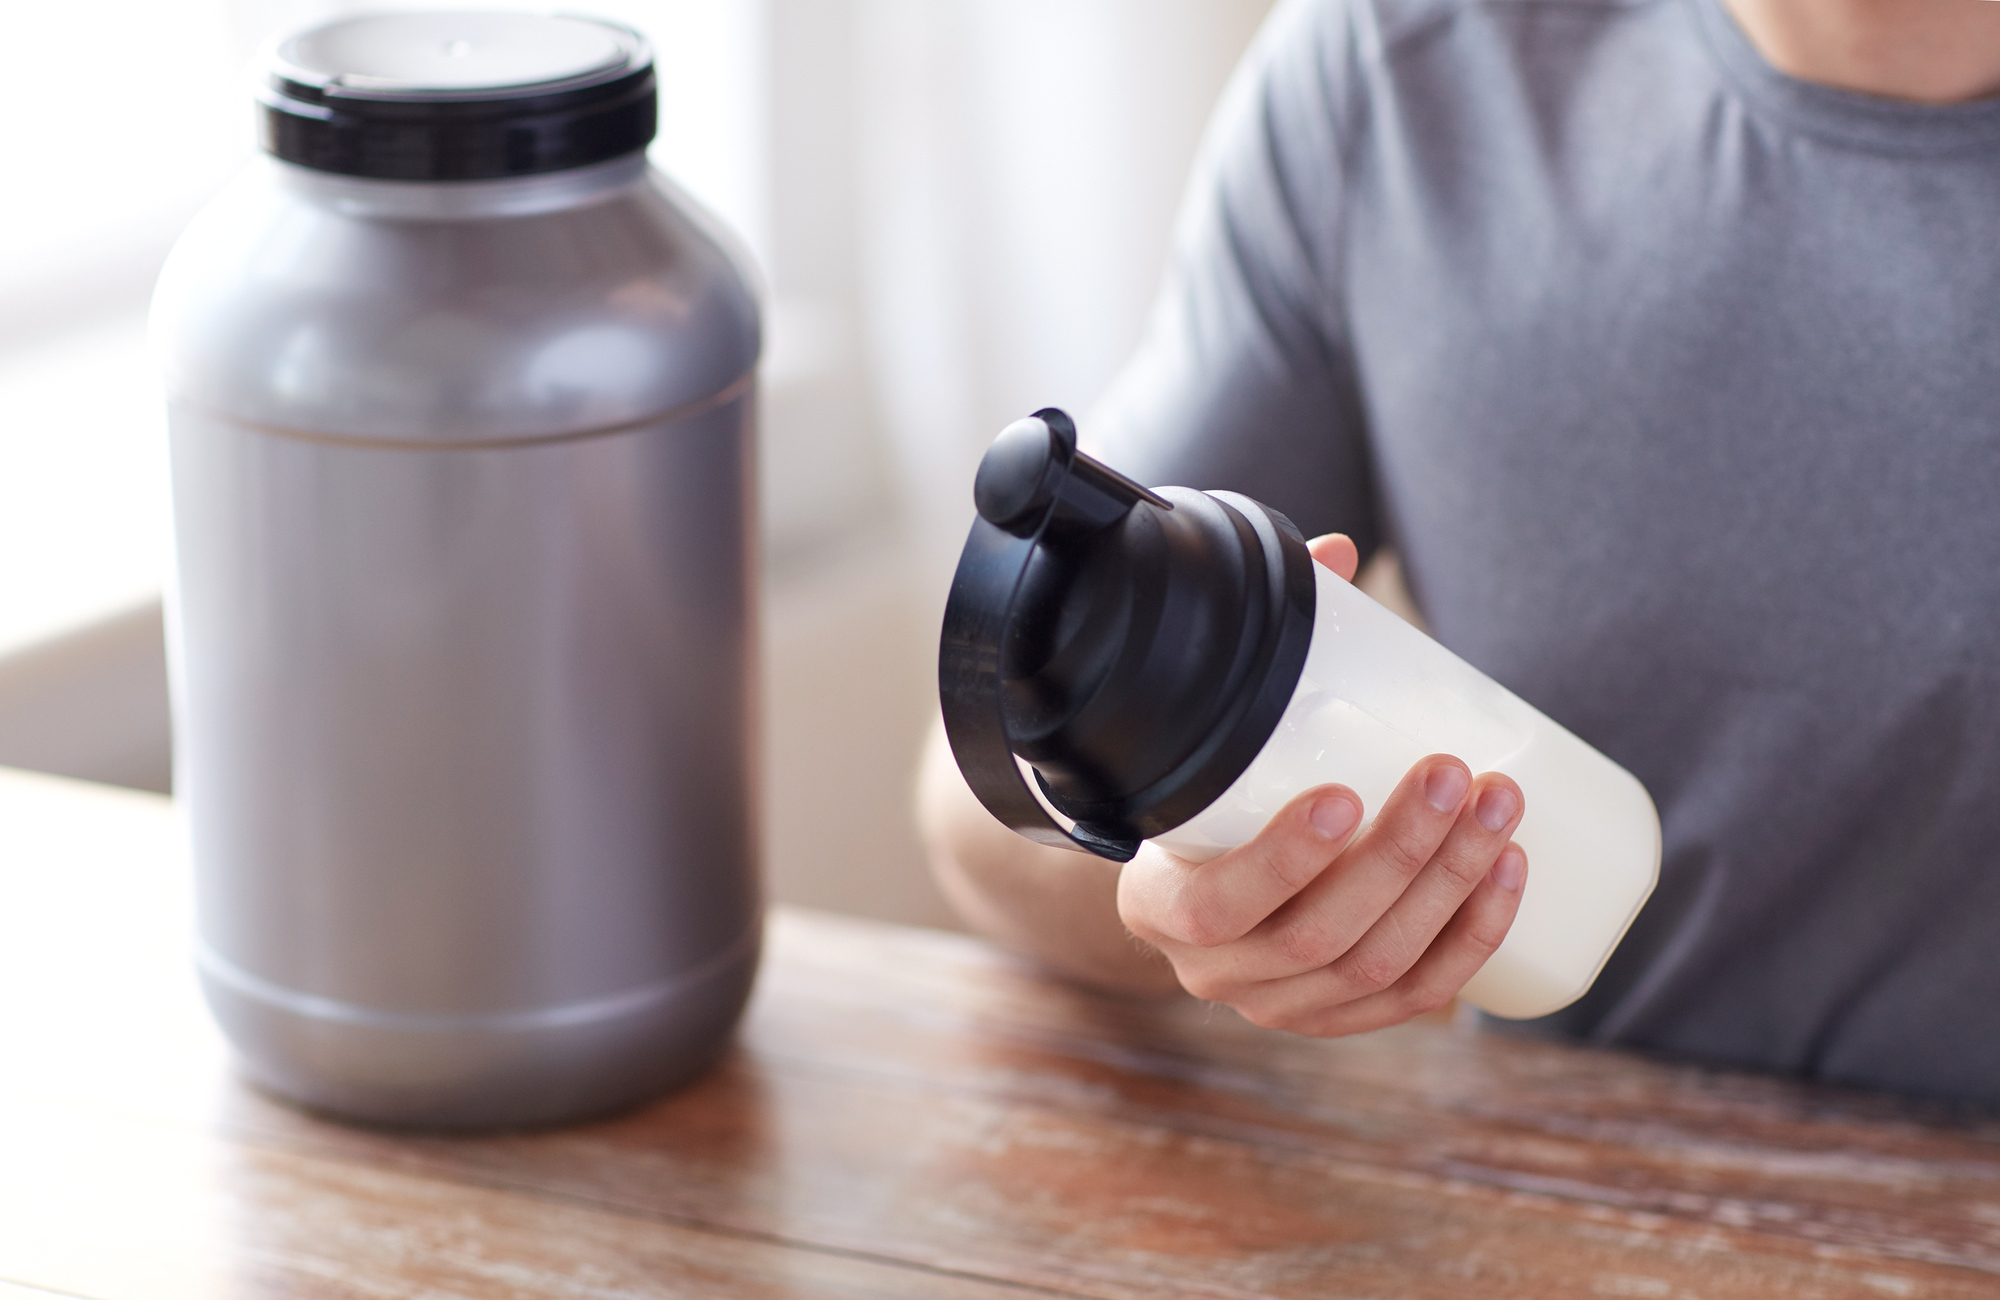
917,720,1182,995
916,533,1531,1033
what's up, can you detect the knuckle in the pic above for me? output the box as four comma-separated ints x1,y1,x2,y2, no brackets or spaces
1115,873,1165,945
1239,1001,1301,1033
1436,843,1493,892
1375,824,1435,880
1165,895,1224,949
1116,896,1165,948
1336,949,1404,996
1176,967,1233,1003
1398,982,1455,1018
1292,1013,1349,1040
1121,916,1165,949
1271,918,1335,971
1461,908,1513,957
1266,849,1319,895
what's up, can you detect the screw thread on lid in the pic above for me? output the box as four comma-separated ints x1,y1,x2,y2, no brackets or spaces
259,12,657,181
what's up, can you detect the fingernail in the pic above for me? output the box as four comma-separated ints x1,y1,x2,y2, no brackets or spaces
1475,785,1518,832
1492,847,1526,892
1424,763,1469,812
1309,793,1359,840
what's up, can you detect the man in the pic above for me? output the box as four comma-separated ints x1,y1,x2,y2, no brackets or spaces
918,0,2000,1103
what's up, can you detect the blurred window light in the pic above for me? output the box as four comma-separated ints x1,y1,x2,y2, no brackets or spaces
0,314,168,657
0,0,247,658
0,0,248,344
0,0,770,660
0,0,1270,656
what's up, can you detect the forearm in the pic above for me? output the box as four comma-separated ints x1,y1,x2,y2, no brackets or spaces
915,722,1184,997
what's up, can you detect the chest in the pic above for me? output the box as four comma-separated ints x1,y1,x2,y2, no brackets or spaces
1335,99,2000,744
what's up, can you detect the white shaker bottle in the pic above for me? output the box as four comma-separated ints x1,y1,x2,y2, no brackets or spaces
940,411,1659,1019
151,12,762,1126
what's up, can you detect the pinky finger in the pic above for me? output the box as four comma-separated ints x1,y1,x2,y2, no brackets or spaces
1292,845,1527,1039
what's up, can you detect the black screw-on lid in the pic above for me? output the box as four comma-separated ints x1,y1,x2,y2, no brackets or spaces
939,410,1317,862
259,12,656,181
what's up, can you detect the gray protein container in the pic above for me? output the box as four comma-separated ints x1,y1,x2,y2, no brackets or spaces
149,12,763,1128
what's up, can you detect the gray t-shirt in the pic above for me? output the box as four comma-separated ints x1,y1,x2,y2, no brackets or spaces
1090,0,2000,1102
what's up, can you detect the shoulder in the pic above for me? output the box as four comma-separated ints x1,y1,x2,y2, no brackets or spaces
1222,0,1678,147
1228,0,1692,164
1257,0,1678,80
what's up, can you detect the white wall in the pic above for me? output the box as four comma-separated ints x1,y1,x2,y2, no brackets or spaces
852,0,1275,574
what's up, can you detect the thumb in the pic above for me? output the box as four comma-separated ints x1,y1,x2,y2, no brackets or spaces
1308,533,1359,582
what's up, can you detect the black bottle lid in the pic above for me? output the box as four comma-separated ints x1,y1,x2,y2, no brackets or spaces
260,12,656,181
939,410,1318,862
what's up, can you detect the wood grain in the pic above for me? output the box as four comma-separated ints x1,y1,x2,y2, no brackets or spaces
2,1098,1053,1300
209,916,2000,1300
3,765,1999,1299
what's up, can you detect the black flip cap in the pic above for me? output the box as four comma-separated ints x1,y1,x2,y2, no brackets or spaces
259,12,656,181
974,410,1170,539
939,409,1317,861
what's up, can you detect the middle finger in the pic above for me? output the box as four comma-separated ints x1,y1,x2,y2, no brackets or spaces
1194,755,1474,986
1238,773,1523,1011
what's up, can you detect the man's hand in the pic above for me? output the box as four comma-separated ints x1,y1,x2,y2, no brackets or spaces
919,531,1527,1028
1116,762,1526,1035
1113,534,1528,1036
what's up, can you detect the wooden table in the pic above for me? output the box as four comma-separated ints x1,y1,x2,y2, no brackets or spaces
5,767,2000,1299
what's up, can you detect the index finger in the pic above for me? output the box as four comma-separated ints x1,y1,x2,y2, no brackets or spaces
1121,785,1362,950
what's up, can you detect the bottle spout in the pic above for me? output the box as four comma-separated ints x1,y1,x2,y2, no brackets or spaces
972,408,1170,541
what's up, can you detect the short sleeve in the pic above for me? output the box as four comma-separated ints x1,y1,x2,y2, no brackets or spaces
1085,0,1382,557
